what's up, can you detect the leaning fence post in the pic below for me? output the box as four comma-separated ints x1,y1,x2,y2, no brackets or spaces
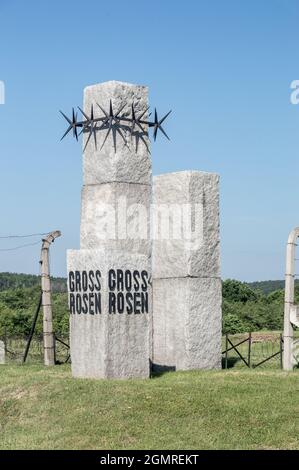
40,230,61,366
22,291,42,364
54,334,57,365
280,333,283,370
248,332,252,368
225,333,228,369
4,327,7,356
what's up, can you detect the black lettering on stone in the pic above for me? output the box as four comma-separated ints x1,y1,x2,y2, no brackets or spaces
95,293,101,314
109,269,116,290
95,270,101,291
125,270,132,291
82,293,88,314
134,292,141,314
141,292,148,313
109,292,116,313
75,271,81,292
69,293,75,313
75,293,82,314
141,270,148,292
117,269,124,291
126,292,133,314
88,271,94,291
69,272,75,292
89,293,94,315
82,271,88,292
117,292,124,313
133,270,140,291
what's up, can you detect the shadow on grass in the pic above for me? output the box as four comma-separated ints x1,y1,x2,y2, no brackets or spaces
150,362,176,377
151,358,243,375
221,356,241,369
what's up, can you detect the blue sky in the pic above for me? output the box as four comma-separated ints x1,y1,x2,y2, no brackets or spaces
0,0,298,281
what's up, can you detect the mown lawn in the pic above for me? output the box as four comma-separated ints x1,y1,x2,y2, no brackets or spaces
0,365,298,450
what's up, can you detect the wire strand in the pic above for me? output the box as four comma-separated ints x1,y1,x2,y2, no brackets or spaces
0,241,41,252
0,232,50,239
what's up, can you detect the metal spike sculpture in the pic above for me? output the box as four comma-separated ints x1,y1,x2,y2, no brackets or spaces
60,100,171,152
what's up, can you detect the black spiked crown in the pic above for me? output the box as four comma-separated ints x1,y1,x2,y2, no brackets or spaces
60,99,171,152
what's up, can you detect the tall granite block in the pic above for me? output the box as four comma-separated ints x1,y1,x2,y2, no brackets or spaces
68,250,151,379
67,81,152,379
152,171,220,279
152,171,222,371
80,182,151,254
0,340,4,364
83,81,151,186
153,278,222,370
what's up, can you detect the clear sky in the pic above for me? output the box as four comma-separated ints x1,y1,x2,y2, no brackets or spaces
0,0,298,281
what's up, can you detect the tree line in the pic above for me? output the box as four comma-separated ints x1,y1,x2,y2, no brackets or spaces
0,273,297,337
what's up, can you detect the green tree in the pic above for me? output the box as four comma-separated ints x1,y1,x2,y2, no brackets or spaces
222,279,259,303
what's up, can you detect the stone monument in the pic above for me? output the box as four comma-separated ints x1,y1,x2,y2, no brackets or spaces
65,81,222,378
67,81,152,379
152,171,222,370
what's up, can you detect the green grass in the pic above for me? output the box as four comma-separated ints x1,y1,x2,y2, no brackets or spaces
0,365,298,450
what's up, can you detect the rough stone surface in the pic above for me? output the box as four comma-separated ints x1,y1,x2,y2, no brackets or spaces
152,171,220,279
67,249,151,379
0,340,5,364
83,81,151,186
152,170,221,371
80,182,151,255
152,277,222,371
67,81,152,380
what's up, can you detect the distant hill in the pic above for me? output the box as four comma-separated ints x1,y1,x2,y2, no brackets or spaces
0,272,292,296
245,280,296,295
0,272,67,293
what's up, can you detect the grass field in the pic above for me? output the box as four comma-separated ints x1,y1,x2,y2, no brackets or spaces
0,365,298,450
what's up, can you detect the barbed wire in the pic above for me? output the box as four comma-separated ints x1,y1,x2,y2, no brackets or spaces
0,241,41,252
0,232,50,239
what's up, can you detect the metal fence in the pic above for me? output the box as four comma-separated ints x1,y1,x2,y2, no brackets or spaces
0,333,70,364
0,331,294,369
222,332,284,369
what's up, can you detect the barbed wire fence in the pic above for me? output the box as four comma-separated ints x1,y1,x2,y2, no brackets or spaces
0,231,68,364
222,332,286,369
1,332,70,365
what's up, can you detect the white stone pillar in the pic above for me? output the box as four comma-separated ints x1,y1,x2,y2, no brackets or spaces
152,171,222,371
67,81,152,379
